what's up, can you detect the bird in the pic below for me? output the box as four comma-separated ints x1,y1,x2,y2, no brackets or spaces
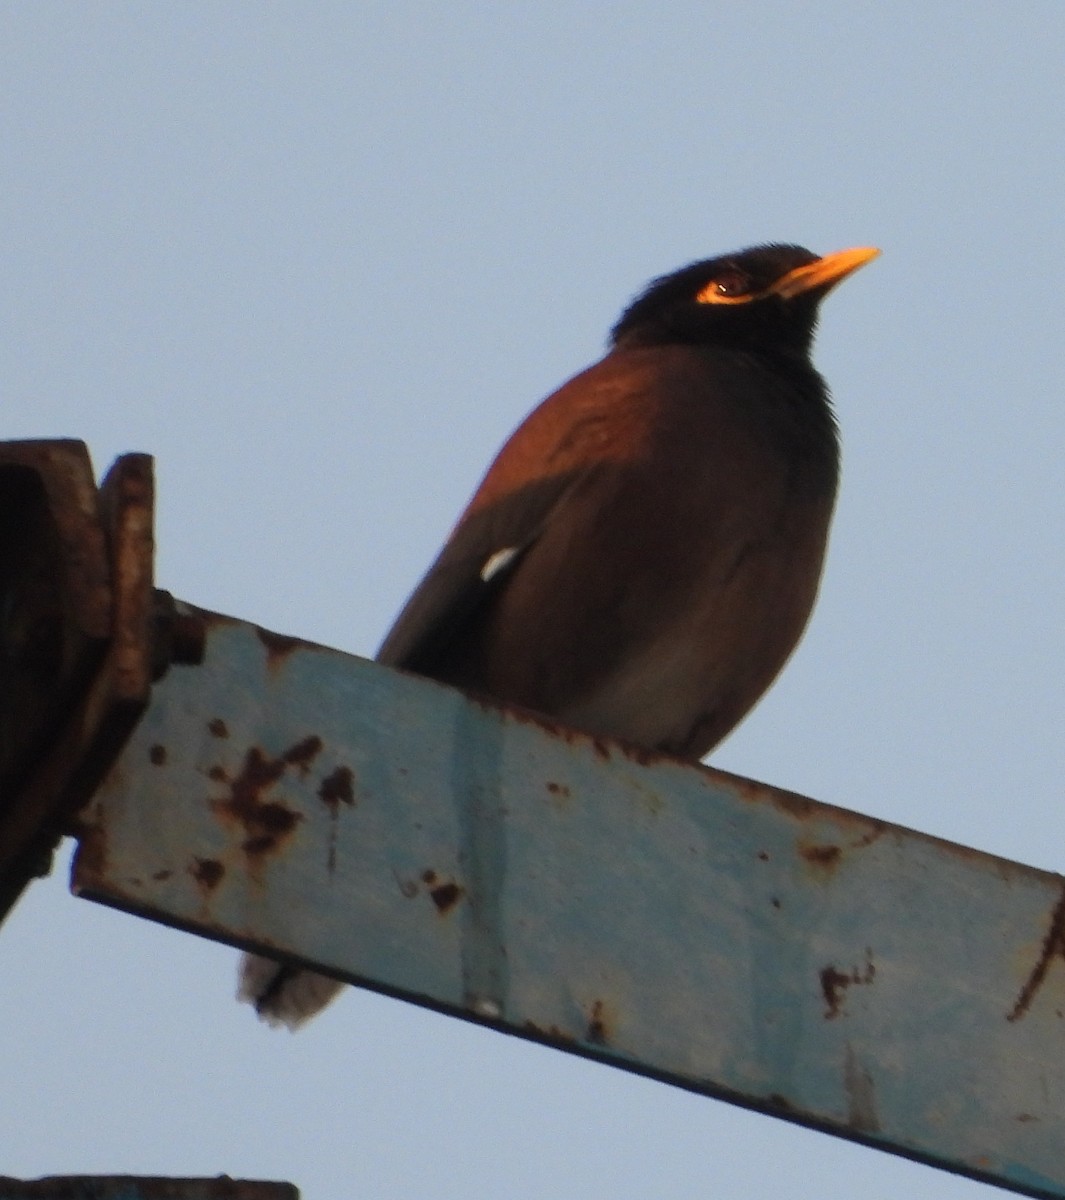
238,242,879,1027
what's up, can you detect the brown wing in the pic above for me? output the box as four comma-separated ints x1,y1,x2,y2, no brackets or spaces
375,468,583,673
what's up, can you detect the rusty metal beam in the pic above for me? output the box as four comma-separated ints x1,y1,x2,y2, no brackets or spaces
0,1178,298,1200
70,605,1065,1199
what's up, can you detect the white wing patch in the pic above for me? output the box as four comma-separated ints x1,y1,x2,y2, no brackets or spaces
480,545,522,583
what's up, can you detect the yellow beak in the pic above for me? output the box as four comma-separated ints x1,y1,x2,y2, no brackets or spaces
770,246,881,300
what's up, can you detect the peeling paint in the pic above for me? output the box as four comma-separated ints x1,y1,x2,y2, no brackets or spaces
820,951,876,1019
210,745,304,858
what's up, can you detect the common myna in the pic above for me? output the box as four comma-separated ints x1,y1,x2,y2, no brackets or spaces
240,242,879,1026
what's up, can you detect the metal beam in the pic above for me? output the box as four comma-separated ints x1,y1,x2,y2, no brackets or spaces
72,604,1065,1199
0,1178,297,1200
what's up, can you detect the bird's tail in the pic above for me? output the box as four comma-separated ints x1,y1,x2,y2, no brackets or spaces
237,953,345,1030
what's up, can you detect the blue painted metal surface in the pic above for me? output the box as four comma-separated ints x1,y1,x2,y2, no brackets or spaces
74,606,1065,1198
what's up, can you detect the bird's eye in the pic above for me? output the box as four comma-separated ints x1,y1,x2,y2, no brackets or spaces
711,270,749,297
695,269,752,304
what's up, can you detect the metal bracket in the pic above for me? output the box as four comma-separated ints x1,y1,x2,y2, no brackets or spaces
0,440,201,923
0,1178,298,1200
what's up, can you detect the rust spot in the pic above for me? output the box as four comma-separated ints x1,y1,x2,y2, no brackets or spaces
242,834,278,855
469,693,685,770
720,771,818,818
546,781,571,800
421,870,464,913
585,999,610,1045
319,765,355,811
1009,884,1065,1021
489,702,636,762
620,743,665,768
821,967,851,1017
208,765,227,782
854,829,884,850
820,952,875,1019
757,850,769,861
432,881,465,914
1016,1113,1039,1123
766,1093,795,1111
800,826,886,876
771,897,782,909
151,869,173,882
72,817,108,884
431,881,462,912
770,791,817,818
705,768,890,848
256,626,305,669
149,743,167,765
282,734,323,774
207,717,229,738
211,745,303,857
320,763,356,872
802,843,842,870
190,857,225,890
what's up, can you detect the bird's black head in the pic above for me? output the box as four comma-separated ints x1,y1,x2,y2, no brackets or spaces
610,243,878,360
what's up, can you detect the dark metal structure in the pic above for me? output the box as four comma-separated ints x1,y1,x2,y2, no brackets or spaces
0,1178,297,1200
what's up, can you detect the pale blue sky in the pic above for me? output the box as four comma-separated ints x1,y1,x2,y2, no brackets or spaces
3,4,1064,1198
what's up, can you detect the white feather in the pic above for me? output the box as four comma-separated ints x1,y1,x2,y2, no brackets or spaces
479,545,521,583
